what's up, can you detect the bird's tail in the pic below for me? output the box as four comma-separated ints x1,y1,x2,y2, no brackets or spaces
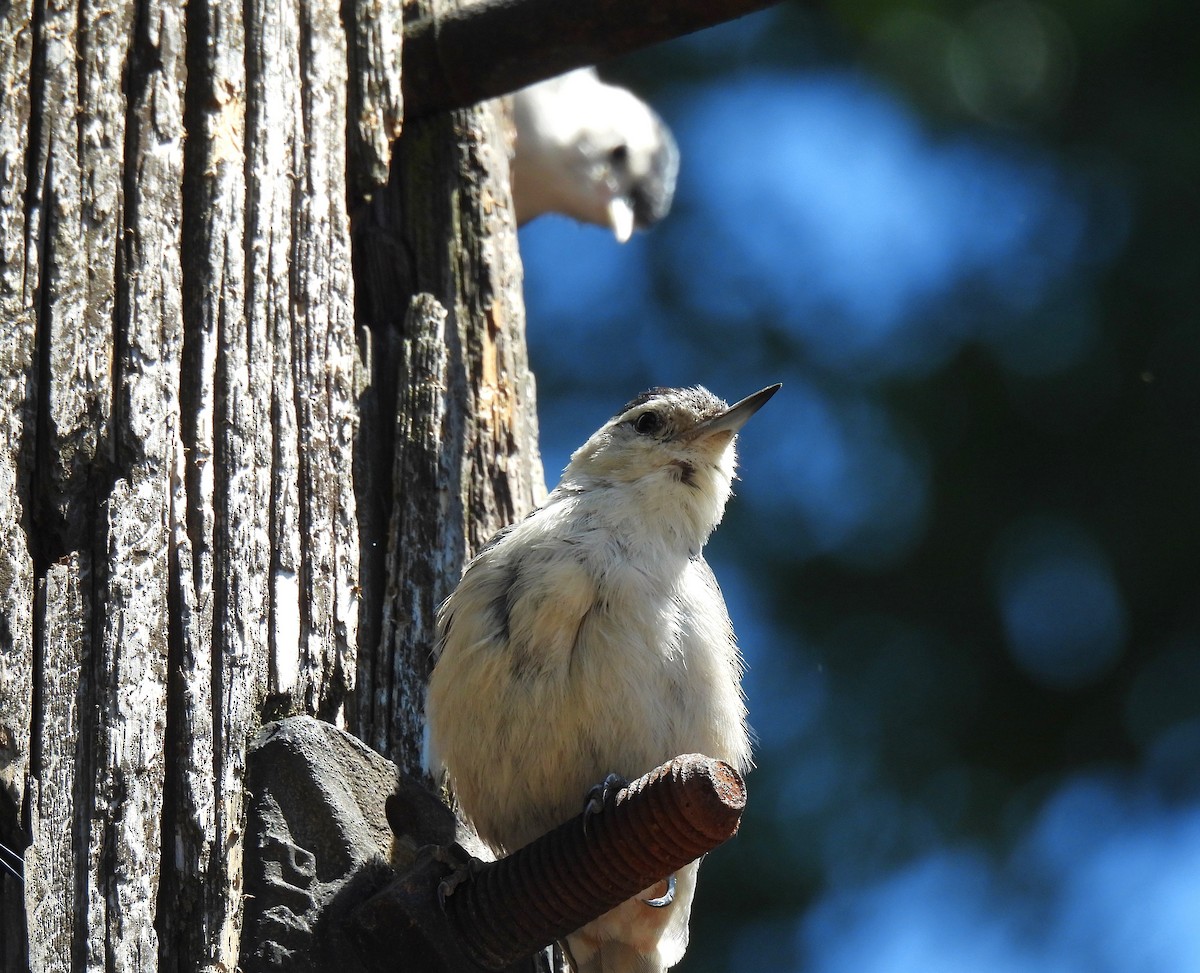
566,939,664,973
564,863,697,973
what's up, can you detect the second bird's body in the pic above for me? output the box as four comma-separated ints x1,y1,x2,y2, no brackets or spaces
426,384,778,972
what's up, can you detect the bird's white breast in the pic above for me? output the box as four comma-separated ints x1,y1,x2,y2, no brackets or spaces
426,490,750,853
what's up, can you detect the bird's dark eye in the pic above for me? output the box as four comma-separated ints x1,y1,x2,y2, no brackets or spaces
610,144,630,167
632,411,663,435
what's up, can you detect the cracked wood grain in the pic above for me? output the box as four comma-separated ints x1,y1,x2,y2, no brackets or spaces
350,0,545,775
2,0,358,967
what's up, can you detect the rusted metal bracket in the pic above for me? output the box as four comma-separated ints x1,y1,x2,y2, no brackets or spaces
348,753,746,973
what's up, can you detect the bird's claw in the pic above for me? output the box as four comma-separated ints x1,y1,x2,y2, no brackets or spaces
643,873,676,908
431,844,482,908
582,772,628,836
437,870,466,908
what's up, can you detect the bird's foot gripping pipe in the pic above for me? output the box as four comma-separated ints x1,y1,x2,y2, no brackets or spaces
582,772,630,835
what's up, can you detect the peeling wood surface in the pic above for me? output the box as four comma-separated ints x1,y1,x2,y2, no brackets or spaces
351,80,545,774
347,0,405,195
0,12,36,972
0,0,362,964
1,0,547,963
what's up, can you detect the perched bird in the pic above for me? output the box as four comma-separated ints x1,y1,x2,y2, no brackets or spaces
426,383,779,972
510,67,680,242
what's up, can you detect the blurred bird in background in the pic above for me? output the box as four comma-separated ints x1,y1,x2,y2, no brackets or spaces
426,384,778,972
511,68,680,242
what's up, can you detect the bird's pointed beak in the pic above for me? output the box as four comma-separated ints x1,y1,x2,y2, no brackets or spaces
684,384,782,441
607,196,636,243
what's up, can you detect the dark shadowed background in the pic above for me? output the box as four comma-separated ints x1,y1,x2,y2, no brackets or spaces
517,2,1200,970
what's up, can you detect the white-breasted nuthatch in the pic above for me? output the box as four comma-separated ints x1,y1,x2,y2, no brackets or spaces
426,383,779,973
511,67,680,242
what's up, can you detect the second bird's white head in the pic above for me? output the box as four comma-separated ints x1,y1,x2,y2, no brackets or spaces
511,68,680,242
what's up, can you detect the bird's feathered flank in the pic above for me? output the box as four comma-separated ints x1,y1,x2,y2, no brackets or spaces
511,68,679,242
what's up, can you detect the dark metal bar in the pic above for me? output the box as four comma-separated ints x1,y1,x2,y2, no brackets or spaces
402,0,785,119
447,753,747,970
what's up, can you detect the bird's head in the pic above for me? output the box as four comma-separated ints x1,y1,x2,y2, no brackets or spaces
563,385,780,537
581,84,679,242
511,69,680,242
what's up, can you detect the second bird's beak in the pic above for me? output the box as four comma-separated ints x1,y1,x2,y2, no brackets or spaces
682,384,782,441
607,196,636,243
